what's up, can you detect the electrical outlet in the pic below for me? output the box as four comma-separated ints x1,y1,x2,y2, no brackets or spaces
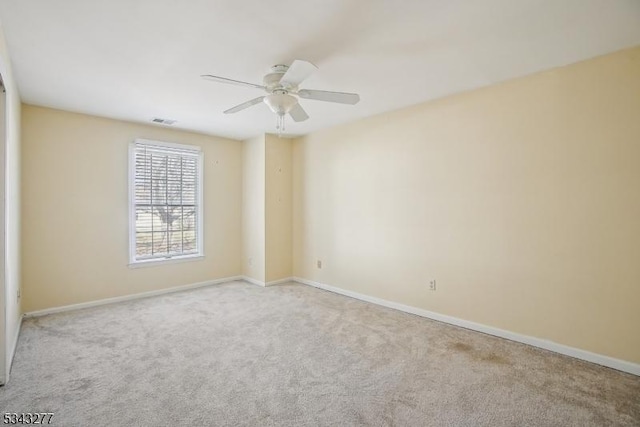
317,260,322,269
429,280,436,291
248,257,253,267
17,289,21,300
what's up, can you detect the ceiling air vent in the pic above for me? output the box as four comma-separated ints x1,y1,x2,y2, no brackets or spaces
151,117,176,125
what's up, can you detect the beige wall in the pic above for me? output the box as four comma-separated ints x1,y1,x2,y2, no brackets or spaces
242,134,293,283
265,134,292,282
242,135,266,282
21,105,242,312
0,17,21,381
293,46,640,364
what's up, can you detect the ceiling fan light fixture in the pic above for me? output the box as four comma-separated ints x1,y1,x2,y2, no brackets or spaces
263,93,297,115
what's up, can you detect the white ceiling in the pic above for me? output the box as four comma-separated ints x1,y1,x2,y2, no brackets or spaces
0,0,639,140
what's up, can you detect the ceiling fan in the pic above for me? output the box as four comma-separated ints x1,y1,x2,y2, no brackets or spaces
201,60,360,133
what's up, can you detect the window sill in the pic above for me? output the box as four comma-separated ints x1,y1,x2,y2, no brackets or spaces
128,255,205,269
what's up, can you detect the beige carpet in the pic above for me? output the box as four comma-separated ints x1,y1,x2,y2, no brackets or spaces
1,281,638,426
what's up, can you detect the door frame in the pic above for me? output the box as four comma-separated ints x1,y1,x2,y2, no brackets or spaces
0,72,6,385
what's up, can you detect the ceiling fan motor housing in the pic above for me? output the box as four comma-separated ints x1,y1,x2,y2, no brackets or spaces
264,65,298,93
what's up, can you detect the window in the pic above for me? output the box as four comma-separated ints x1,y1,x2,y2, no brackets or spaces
129,139,203,265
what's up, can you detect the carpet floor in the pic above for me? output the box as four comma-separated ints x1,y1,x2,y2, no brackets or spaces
1,281,639,426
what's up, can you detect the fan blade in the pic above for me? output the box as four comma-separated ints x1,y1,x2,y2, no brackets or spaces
201,75,265,90
224,96,265,114
289,103,309,122
297,89,360,105
280,60,318,87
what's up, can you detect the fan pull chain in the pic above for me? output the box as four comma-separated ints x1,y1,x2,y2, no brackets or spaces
276,113,286,136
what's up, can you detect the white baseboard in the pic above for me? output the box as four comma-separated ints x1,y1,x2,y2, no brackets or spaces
242,276,266,287
266,277,295,286
242,276,294,287
23,276,244,318
293,276,640,377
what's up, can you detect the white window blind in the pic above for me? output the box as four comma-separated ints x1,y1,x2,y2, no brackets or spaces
129,139,203,264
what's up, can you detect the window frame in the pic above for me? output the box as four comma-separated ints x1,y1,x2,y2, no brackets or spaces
128,138,204,267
